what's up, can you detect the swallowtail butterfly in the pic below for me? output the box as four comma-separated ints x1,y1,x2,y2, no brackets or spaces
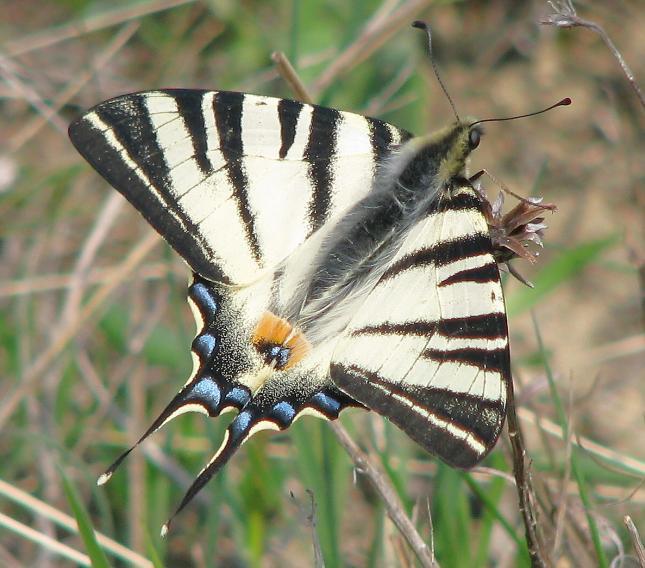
69,26,567,531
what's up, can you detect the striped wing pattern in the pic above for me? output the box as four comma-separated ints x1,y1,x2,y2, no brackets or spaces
69,88,511,526
331,184,509,468
69,90,408,284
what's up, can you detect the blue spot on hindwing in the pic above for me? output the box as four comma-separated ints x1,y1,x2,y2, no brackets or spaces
224,387,251,408
309,392,341,416
270,401,296,426
185,376,221,411
191,282,218,317
230,410,253,439
193,333,217,361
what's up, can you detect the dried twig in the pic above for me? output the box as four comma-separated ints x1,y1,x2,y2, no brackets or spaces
0,512,90,567
541,1,644,108
270,52,313,104
518,407,645,477
552,379,575,560
0,263,170,298
312,0,434,96
0,57,67,135
623,515,645,566
2,0,196,57
0,479,152,567
9,22,138,152
330,422,437,568
506,379,550,568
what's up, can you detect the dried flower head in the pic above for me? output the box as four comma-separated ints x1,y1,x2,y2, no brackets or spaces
474,181,557,287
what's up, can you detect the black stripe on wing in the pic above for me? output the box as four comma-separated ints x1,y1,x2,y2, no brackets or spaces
331,363,507,468
92,96,170,188
422,347,508,373
213,91,263,265
439,314,507,339
305,106,341,231
368,119,395,162
381,234,493,281
277,99,303,159
349,313,508,341
174,90,211,175
438,262,499,286
68,91,230,283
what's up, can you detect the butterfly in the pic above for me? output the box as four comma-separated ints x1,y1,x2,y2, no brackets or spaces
69,39,567,531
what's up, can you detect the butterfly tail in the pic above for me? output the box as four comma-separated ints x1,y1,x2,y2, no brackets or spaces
96,371,235,486
160,383,361,535
160,404,273,536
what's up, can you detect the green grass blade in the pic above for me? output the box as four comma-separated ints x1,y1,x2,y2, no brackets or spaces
462,472,529,564
292,420,349,567
60,470,111,568
432,464,472,567
145,529,164,568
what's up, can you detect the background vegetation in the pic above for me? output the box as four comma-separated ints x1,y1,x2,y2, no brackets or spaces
1,0,642,566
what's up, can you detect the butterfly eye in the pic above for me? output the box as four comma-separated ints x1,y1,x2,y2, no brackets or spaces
468,128,481,150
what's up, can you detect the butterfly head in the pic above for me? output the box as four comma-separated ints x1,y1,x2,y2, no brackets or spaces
409,119,484,184
411,20,570,184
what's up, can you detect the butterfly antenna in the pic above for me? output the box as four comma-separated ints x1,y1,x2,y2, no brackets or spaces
412,20,460,122
470,98,571,127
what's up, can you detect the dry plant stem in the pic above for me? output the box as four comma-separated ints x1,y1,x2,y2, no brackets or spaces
0,57,67,135
2,0,195,57
330,422,437,568
0,263,170,298
271,52,313,104
518,407,645,477
290,489,325,568
59,193,126,334
506,380,550,568
364,61,416,117
0,231,160,430
0,512,90,567
312,0,434,95
624,516,645,565
552,385,575,560
542,5,644,108
0,479,152,567
9,23,138,152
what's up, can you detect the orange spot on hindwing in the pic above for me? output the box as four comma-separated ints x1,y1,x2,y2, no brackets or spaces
251,312,312,370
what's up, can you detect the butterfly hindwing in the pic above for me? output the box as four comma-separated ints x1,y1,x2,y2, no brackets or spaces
68,90,410,285
101,271,362,522
330,181,510,468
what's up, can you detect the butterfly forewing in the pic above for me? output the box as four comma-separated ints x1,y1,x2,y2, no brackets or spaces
69,89,409,285
330,182,509,468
